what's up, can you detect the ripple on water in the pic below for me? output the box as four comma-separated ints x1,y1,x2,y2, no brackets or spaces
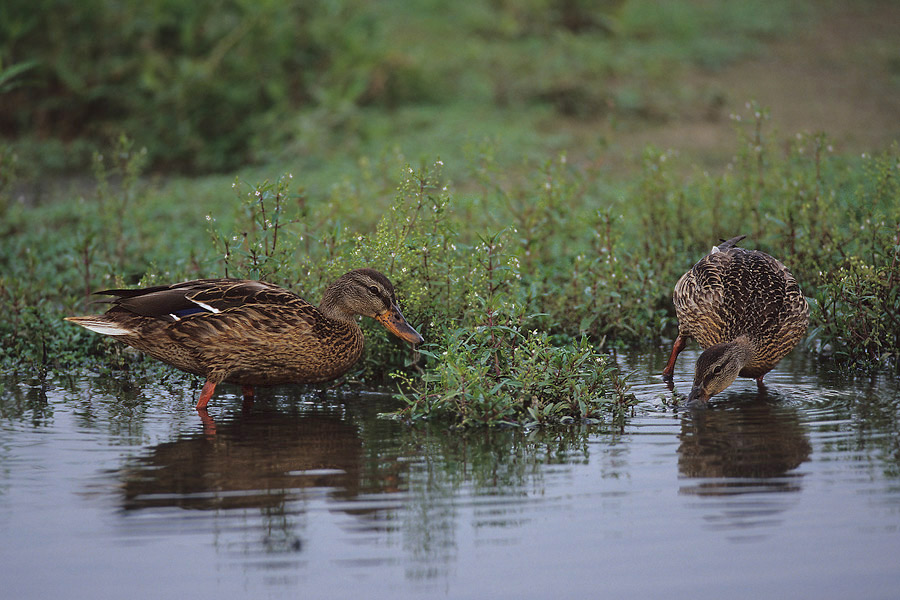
2,358,900,600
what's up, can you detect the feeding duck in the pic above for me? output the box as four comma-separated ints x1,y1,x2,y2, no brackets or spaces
66,268,423,410
661,235,809,404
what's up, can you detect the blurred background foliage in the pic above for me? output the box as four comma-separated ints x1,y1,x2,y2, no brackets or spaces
1,0,802,173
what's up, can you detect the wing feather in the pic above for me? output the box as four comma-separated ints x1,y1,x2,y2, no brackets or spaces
95,279,311,321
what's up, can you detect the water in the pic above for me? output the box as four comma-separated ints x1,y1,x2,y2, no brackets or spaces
1,349,898,599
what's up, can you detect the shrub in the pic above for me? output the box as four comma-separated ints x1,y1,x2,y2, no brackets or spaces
395,316,636,427
0,0,421,172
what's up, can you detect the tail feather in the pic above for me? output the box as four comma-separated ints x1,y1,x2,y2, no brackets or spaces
65,316,132,336
717,235,747,250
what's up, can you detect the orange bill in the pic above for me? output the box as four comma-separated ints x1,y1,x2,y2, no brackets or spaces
376,304,423,344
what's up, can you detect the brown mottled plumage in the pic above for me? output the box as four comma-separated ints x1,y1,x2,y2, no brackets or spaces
66,269,423,410
662,236,809,404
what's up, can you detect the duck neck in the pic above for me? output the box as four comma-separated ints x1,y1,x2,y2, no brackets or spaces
318,282,358,325
728,335,755,367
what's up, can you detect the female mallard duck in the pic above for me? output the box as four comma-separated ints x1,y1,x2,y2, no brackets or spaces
66,269,423,410
662,235,809,404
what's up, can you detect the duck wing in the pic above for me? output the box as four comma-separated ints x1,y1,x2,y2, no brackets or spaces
97,279,308,322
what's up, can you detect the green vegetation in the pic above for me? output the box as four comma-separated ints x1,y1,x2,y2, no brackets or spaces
2,1,898,425
2,0,800,174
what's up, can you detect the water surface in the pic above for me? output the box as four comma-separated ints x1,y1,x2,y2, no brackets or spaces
1,349,898,599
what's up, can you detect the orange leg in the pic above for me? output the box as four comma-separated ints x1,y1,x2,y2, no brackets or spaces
662,335,686,381
196,380,217,410
241,385,255,410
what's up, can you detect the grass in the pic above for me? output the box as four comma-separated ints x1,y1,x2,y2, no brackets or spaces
2,0,806,175
2,1,899,425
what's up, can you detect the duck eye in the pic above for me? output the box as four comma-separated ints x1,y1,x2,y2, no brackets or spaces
367,285,380,296
712,365,723,375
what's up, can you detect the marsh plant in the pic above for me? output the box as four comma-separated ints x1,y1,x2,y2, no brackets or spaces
2,109,898,423
396,318,636,427
391,227,637,426
209,173,303,283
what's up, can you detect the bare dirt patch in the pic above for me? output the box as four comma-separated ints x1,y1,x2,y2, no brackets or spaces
617,1,900,167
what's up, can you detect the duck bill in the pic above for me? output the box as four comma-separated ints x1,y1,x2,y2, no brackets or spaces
687,385,710,405
376,305,423,345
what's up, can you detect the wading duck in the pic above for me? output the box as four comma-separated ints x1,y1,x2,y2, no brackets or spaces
661,235,809,404
66,269,423,409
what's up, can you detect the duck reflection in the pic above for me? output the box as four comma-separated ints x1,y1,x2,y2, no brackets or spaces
677,394,813,538
119,406,402,512
678,394,812,494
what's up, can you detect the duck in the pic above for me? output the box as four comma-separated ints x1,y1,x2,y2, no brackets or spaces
661,235,809,404
66,268,423,410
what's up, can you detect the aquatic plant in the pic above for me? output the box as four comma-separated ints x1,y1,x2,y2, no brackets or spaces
390,225,636,426
394,322,635,427
813,230,900,368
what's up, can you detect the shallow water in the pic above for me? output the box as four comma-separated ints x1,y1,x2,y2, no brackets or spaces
1,349,899,599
